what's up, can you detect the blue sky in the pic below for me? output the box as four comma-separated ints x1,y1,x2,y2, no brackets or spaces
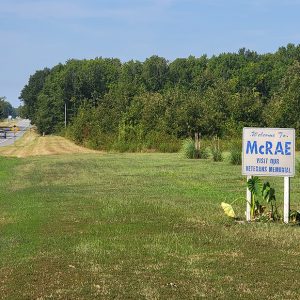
1,0,300,107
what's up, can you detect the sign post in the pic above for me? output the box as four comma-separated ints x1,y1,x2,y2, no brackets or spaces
246,175,252,221
242,128,295,223
284,176,290,223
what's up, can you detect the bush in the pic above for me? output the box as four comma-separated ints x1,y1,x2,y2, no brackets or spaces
211,148,223,162
230,147,242,165
181,138,209,159
181,139,195,158
197,147,210,159
211,137,223,162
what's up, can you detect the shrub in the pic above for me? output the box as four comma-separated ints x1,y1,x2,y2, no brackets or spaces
211,137,223,162
212,148,223,162
198,147,210,159
181,138,195,159
181,138,209,159
230,147,242,165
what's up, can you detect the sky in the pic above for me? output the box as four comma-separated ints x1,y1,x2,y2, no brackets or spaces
1,0,300,107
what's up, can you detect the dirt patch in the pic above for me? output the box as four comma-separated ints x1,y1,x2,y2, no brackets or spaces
0,131,101,157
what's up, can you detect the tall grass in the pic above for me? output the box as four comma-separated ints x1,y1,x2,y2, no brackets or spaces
211,147,223,162
181,138,209,159
229,140,242,165
181,138,195,158
211,137,223,162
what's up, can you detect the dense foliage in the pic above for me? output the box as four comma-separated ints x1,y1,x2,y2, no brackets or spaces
19,44,300,151
0,97,16,119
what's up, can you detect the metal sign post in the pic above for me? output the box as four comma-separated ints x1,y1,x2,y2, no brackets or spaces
284,176,290,224
246,175,252,221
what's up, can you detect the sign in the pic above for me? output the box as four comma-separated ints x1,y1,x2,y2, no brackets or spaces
242,127,295,177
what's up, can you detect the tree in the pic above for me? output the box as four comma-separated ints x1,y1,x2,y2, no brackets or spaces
142,56,169,92
19,68,50,122
0,97,16,119
266,61,300,131
19,43,300,147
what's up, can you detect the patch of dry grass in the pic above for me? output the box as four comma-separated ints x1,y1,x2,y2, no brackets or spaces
0,130,100,157
0,216,14,227
0,120,17,127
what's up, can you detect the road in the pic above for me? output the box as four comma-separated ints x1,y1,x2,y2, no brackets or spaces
0,119,31,147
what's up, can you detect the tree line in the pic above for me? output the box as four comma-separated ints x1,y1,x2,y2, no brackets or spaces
19,43,300,151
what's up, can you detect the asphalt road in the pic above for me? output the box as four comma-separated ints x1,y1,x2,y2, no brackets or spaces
0,119,31,147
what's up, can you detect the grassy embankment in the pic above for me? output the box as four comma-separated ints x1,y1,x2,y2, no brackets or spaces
1,133,300,299
0,130,98,157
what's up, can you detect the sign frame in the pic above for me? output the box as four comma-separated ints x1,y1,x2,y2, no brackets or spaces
242,127,295,177
242,127,295,223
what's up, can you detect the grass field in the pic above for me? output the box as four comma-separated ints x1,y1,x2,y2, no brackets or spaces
1,142,300,298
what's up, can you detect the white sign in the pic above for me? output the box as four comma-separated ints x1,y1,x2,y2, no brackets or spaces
242,127,295,177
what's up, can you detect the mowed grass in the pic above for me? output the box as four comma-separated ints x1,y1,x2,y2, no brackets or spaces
1,152,300,299
0,130,99,157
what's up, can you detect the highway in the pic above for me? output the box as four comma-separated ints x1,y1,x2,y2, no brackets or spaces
0,119,31,147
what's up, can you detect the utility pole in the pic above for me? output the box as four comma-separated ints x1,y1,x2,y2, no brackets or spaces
65,102,67,128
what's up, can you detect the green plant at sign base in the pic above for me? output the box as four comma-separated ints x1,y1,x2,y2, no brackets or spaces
290,210,300,223
244,177,280,221
220,177,279,221
261,182,280,221
247,176,263,219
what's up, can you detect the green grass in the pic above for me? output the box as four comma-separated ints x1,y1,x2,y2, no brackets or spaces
1,153,300,299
